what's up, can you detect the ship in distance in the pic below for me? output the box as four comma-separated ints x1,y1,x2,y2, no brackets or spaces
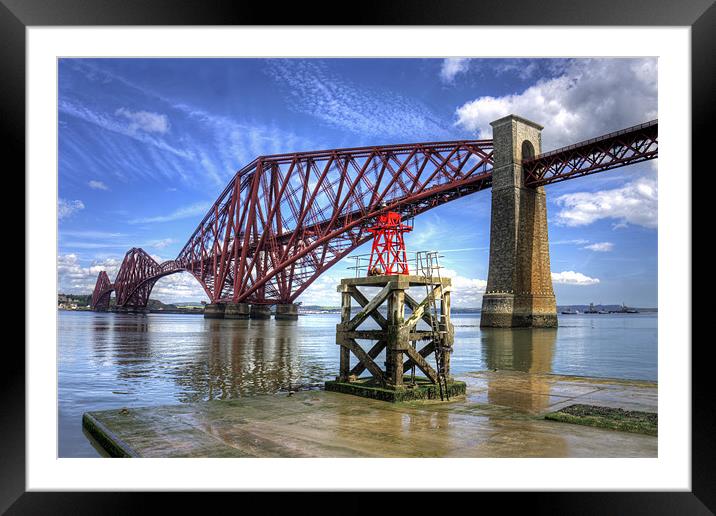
577,303,639,314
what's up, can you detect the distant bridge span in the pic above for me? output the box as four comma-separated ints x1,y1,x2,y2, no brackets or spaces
91,117,657,314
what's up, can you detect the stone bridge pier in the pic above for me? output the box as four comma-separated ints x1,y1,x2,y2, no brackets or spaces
480,115,557,328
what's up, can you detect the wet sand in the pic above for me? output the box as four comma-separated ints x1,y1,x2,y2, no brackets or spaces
83,370,657,458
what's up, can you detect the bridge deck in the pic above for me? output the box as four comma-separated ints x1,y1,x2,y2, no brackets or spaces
83,370,657,458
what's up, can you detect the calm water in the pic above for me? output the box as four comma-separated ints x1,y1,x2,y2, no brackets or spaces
58,311,657,457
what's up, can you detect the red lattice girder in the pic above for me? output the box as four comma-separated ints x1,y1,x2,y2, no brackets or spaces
91,270,113,310
523,120,657,187
90,120,658,310
174,139,494,305
111,248,206,308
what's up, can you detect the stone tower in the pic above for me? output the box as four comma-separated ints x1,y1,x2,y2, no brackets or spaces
480,115,557,328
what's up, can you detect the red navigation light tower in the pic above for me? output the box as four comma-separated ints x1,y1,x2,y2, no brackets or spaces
367,211,412,276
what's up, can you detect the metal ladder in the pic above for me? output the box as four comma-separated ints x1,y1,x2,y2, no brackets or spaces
417,251,449,401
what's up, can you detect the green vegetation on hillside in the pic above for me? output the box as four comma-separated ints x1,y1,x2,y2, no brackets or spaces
58,293,203,312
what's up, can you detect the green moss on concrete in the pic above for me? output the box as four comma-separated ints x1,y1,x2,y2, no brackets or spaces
544,404,657,436
325,376,466,402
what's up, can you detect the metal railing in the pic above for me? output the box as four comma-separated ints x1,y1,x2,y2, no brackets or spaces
416,250,449,400
347,251,445,278
528,119,658,162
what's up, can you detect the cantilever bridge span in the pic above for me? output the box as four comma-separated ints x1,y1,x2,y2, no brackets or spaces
91,117,657,317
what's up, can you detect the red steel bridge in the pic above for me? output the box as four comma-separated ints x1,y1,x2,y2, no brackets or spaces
91,119,658,311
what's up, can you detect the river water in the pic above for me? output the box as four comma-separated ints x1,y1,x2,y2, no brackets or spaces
58,310,657,457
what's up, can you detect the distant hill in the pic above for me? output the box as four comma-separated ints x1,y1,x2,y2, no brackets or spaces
58,293,201,312
146,299,179,310
58,293,92,307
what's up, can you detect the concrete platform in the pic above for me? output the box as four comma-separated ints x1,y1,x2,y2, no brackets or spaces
82,370,657,458
325,376,466,402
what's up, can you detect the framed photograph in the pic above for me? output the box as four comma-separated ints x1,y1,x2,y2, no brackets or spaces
8,0,709,511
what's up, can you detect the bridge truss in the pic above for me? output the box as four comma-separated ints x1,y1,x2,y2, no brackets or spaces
91,120,657,309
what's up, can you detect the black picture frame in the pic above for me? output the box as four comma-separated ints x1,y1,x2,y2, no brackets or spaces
5,0,709,512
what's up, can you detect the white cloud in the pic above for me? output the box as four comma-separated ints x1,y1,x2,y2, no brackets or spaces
440,58,470,83
58,198,85,220
172,102,323,184
88,180,109,190
115,107,170,134
129,201,211,224
554,176,657,229
265,60,450,139
297,266,487,308
57,253,209,303
60,230,178,252
296,273,342,307
440,268,487,307
58,252,484,307
551,271,600,285
491,59,541,80
405,219,440,249
152,272,208,303
60,99,192,160
454,58,657,149
57,254,122,293
583,242,614,252
62,63,326,192
147,238,175,249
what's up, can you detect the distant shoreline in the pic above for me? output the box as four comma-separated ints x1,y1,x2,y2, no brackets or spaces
58,294,658,316
59,307,658,316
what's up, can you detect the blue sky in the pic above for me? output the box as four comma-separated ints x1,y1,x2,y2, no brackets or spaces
58,58,658,307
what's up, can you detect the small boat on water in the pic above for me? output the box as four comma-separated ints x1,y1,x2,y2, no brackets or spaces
560,308,580,315
584,303,600,314
609,303,639,314
584,303,610,314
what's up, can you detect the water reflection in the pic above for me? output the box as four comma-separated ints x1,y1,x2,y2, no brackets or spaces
171,318,309,402
477,328,568,455
481,328,557,373
332,402,452,457
481,328,557,413
60,311,656,457
86,314,327,405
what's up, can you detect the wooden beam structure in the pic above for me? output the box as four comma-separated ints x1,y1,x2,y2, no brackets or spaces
335,274,453,390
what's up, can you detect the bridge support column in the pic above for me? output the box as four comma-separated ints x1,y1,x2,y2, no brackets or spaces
250,305,272,320
480,115,557,328
203,303,225,319
275,303,299,320
224,302,250,319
